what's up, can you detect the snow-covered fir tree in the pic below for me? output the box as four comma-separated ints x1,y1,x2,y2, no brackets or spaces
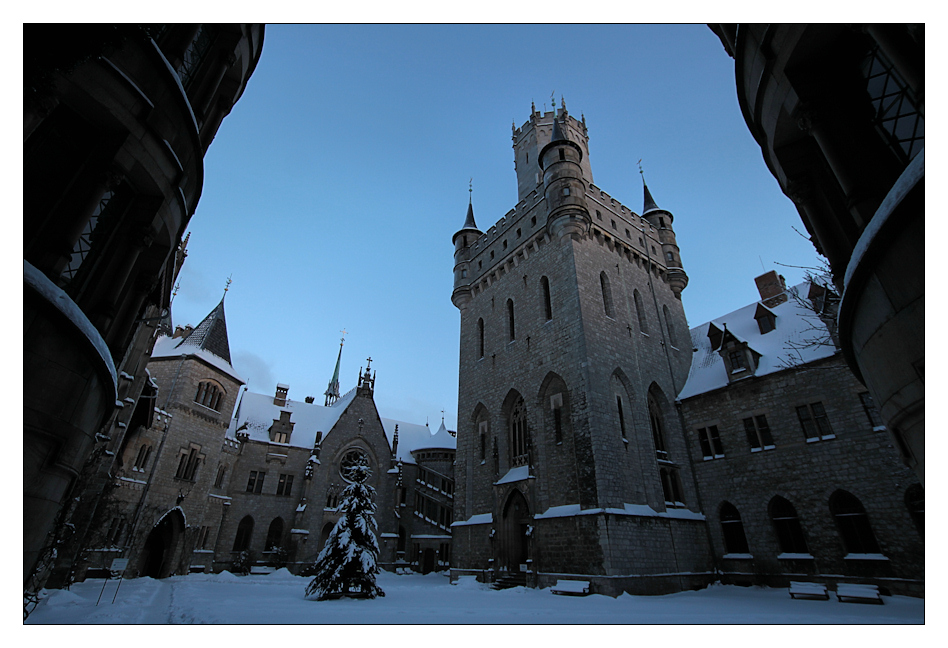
304,462,384,600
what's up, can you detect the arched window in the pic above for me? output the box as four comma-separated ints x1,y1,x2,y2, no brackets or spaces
830,490,881,554
133,444,152,471
648,391,668,460
634,289,648,333
507,299,516,341
540,276,553,321
194,381,224,412
477,318,485,358
233,515,254,552
904,484,924,535
769,496,809,554
663,304,678,348
720,502,750,554
600,271,615,318
510,396,528,466
264,517,284,551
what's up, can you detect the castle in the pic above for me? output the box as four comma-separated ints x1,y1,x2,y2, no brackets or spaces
57,106,921,600
66,301,457,581
449,105,922,596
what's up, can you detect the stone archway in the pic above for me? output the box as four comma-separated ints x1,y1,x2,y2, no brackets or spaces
138,509,185,579
500,489,530,572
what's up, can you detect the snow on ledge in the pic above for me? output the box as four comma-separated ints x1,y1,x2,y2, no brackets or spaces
722,553,754,560
844,553,889,561
24,260,117,397
535,503,705,521
452,513,493,527
777,553,814,560
494,465,532,485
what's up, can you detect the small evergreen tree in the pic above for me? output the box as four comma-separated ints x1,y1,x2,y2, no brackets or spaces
305,462,384,600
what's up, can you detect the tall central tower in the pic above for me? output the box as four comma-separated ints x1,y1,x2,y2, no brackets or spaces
450,106,710,596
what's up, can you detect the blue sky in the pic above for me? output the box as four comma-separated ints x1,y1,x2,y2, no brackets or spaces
171,24,822,431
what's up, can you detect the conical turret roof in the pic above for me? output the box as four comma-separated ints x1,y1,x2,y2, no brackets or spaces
462,199,478,230
177,296,232,363
643,181,661,214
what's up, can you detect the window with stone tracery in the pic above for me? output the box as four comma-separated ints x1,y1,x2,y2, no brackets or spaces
510,397,528,467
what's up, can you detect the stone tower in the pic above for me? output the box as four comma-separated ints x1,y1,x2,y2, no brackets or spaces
450,106,712,596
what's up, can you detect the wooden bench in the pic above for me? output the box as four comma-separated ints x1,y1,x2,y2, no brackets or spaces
551,580,591,596
788,581,828,600
835,583,883,604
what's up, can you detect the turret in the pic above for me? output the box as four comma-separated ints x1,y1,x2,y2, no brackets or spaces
539,103,592,241
640,175,688,297
451,190,482,311
512,99,592,204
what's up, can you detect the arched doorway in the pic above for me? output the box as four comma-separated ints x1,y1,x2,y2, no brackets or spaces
500,489,530,572
139,509,185,579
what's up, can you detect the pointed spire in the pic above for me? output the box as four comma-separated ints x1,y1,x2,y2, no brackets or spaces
462,179,478,230
639,160,660,214
550,110,566,143
324,330,346,406
176,290,233,363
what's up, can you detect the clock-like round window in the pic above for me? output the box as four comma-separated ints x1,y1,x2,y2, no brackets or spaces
339,448,370,482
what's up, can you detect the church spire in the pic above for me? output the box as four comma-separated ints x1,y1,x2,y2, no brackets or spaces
324,330,346,406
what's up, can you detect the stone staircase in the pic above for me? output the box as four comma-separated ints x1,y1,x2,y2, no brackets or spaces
492,572,527,590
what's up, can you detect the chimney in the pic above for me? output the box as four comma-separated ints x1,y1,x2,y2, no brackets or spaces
304,396,315,404
172,324,193,339
274,383,289,407
754,270,788,308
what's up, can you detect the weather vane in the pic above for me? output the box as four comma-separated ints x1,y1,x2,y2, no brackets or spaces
340,328,348,346
469,178,473,199
224,275,232,293
551,91,556,111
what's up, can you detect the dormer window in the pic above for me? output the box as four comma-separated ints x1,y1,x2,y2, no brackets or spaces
269,410,294,444
719,328,760,381
754,303,777,334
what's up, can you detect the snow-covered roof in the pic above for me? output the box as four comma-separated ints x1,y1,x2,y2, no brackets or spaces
226,386,454,463
151,334,245,384
226,388,357,449
677,282,838,401
409,421,457,453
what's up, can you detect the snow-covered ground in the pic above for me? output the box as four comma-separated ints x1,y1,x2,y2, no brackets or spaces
26,569,923,625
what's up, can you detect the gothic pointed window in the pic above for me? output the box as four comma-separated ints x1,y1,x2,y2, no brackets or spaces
663,304,678,348
507,299,516,341
541,276,553,321
265,517,284,551
720,502,750,554
830,490,881,555
648,392,668,461
904,484,924,536
58,188,116,288
600,272,615,318
233,515,254,552
477,318,485,358
634,290,648,333
769,496,809,555
510,397,528,467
